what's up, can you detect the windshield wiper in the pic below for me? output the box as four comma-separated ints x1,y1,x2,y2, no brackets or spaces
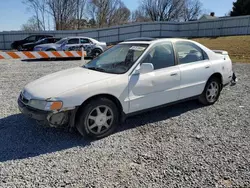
85,66,107,73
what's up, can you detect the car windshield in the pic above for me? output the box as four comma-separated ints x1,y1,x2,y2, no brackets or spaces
83,44,149,74
56,38,67,44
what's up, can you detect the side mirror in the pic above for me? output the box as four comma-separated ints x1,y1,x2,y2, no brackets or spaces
134,63,154,74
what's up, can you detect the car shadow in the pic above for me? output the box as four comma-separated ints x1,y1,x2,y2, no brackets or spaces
0,100,202,162
22,57,82,62
118,99,203,133
0,114,89,162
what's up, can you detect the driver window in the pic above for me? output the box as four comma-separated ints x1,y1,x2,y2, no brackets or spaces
40,39,47,44
67,38,79,44
142,42,175,70
26,36,36,42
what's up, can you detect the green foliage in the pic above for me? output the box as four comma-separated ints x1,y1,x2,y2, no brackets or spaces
230,0,250,16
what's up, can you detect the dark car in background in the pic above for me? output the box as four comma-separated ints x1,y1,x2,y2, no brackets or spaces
22,37,61,51
11,34,53,50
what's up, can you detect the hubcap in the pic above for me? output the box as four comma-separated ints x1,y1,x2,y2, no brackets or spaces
93,51,101,58
206,81,219,103
86,105,113,135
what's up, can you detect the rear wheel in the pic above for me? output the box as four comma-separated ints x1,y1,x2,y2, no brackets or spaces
76,98,119,139
199,77,221,105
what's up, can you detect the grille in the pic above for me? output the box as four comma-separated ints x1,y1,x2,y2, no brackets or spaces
19,93,29,104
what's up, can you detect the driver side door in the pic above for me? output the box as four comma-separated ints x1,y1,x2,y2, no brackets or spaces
128,42,181,113
62,38,80,50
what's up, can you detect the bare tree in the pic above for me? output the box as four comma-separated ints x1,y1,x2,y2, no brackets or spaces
47,0,78,30
137,0,185,22
75,0,87,29
109,3,131,25
131,8,151,22
88,0,130,27
23,0,47,30
21,17,43,31
183,0,203,21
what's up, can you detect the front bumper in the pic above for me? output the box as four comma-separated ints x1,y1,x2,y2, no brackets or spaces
18,98,48,121
18,96,75,128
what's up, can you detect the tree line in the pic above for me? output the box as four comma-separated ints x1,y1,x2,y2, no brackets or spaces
22,0,250,31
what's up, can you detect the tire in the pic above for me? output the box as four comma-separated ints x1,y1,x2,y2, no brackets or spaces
76,98,119,139
199,77,221,105
91,49,103,58
17,45,23,51
46,49,56,51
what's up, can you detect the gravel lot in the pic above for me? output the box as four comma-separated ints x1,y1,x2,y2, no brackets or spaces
0,60,249,188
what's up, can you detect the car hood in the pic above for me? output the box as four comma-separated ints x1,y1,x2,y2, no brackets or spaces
24,67,114,99
12,40,24,44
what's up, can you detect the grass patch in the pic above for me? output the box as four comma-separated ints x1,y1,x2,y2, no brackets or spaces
192,36,250,63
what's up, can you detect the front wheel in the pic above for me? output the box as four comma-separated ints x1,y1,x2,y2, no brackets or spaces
17,45,23,51
76,98,119,139
199,78,221,105
91,49,103,58
46,49,56,51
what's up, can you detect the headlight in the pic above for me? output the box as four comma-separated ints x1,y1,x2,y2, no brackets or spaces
29,99,63,111
29,100,47,110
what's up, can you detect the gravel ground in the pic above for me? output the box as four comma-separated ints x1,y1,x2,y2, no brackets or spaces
0,60,249,188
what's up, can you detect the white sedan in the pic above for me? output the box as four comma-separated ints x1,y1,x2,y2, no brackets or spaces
18,38,233,139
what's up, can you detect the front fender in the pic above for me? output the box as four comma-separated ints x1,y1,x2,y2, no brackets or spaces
56,75,129,114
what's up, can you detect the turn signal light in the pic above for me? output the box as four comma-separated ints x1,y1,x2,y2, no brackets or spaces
50,101,63,111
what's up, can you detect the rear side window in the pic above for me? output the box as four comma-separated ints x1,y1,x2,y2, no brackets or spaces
80,38,90,44
175,41,208,64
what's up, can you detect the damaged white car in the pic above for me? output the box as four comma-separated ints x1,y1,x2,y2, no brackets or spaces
18,38,234,139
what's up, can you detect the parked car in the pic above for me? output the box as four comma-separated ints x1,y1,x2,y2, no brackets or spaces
11,35,53,50
18,38,233,139
22,37,61,51
34,37,107,58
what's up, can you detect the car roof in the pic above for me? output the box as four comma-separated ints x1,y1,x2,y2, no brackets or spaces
120,38,193,45
45,37,61,39
30,34,52,36
65,36,91,39
125,37,156,42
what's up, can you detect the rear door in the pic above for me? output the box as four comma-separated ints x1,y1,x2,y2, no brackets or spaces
80,38,94,54
174,41,214,100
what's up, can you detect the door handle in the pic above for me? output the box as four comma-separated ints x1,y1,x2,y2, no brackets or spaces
170,73,178,76
205,66,210,69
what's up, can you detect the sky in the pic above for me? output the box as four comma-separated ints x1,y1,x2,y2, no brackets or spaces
0,0,236,31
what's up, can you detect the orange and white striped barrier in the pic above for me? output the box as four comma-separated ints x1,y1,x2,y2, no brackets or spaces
0,51,87,60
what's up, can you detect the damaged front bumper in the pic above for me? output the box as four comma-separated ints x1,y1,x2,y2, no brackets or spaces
18,97,76,128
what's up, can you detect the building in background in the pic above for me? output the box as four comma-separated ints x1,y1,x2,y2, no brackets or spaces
199,12,218,21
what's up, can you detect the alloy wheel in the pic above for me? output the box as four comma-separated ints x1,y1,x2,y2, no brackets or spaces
86,105,114,135
206,81,219,103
